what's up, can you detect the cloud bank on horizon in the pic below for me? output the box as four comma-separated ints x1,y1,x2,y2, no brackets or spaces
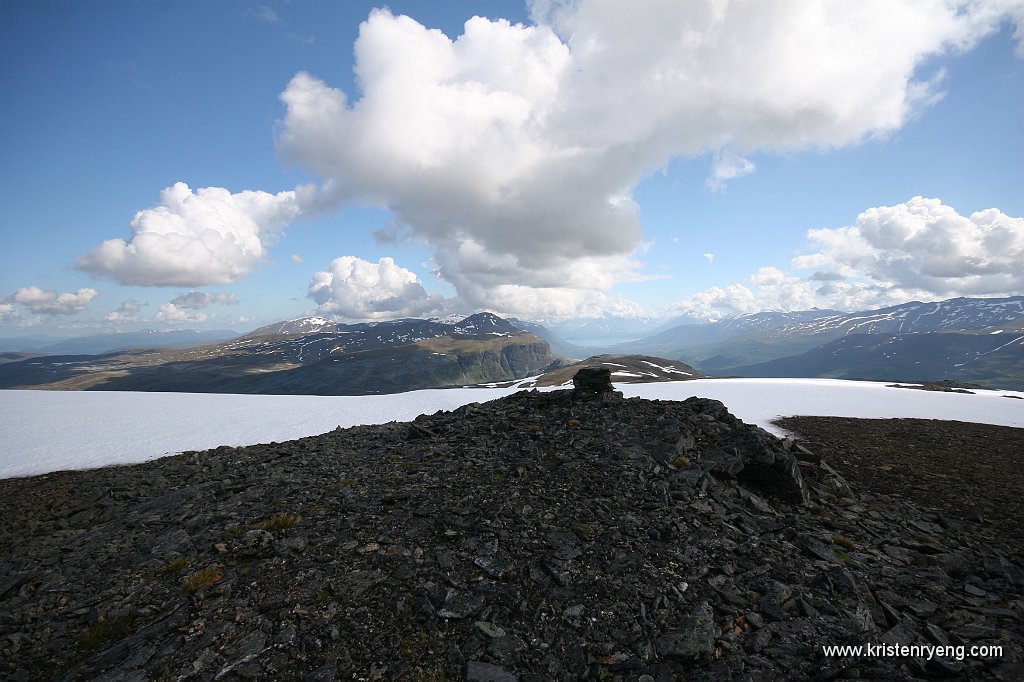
59,0,1024,323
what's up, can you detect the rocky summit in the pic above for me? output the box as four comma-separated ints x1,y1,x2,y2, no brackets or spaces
1,378,1022,680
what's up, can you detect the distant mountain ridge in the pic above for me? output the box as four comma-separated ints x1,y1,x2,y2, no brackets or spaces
727,331,1024,389
0,329,238,355
0,313,555,395
614,296,1024,390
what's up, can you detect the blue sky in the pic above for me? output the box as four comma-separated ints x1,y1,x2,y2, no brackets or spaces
2,0,1022,337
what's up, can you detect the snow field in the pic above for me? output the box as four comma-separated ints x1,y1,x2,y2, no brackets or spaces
1,378,1021,479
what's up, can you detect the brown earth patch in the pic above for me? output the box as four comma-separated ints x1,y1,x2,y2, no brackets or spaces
775,416,1024,553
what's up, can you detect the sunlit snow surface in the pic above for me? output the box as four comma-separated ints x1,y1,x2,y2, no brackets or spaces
2,378,1022,479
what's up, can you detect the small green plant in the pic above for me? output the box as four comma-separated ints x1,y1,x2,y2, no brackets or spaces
269,497,285,507
77,615,134,653
257,513,300,532
182,566,222,595
527,424,542,434
809,506,832,519
832,534,857,551
222,525,243,539
672,455,691,468
912,533,938,544
835,549,852,563
566,418,581,427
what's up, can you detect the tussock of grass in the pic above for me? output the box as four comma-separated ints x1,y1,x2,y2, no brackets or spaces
672,455,691,468
832,534,857,551
257,513,300,532
809,506,832,519
182,566,222,595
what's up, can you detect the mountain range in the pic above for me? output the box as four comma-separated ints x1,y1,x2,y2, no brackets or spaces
1,295,1021,393
0,313,556,395
611,296,1024,389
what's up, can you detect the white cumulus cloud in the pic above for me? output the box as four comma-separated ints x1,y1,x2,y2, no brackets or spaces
5,286,98,316
794,196,1024,296
78,183,304,287
105,299,143,323
169,291,239,309
674,197,1024,319
308,256,447,320
275,1,1023,317
155,303,209,324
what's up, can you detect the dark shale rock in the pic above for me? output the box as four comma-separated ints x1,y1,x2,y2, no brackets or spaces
571,366,614,394
656,601,716,660
0,387,1021,680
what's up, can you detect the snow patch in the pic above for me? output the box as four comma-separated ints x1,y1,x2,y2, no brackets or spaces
3,378,1023,479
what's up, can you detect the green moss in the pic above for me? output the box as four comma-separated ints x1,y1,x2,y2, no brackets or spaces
222,525,243,539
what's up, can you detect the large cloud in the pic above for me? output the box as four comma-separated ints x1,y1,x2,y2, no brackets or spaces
674,198,1024,319
78,183,304,287
5,286,98,315
275,1,1022,316
794,197,1024,295
308,256,447,320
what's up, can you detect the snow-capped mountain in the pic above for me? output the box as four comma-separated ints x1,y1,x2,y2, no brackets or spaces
0,313,552,395
233,312,521,364
728,331,1024,389
621,296,1024,389
759,296,1024,338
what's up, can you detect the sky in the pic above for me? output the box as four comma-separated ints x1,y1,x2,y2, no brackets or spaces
2,0,1023,337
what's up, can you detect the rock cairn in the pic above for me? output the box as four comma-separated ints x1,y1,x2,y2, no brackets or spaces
572,367,616,395
0,379,1021,680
